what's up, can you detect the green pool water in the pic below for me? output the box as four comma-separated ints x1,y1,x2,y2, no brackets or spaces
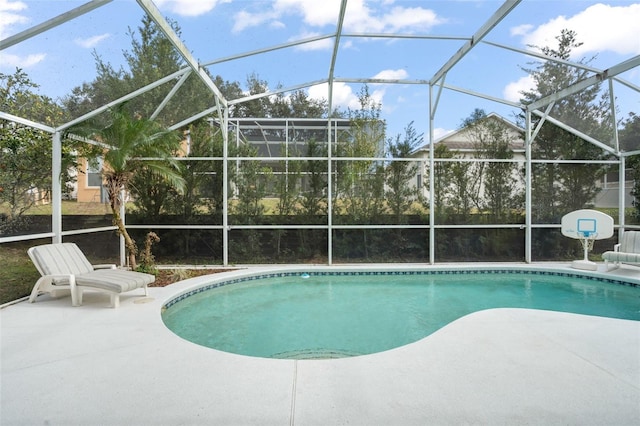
161,272,640,359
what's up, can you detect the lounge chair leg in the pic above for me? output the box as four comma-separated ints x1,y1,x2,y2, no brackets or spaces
110,294,120,309
28,277,49,303
606,261,620,271
143,284,148,297
70,277,81,307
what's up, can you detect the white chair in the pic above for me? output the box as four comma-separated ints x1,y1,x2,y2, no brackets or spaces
28,243,154,308
601,231,640,271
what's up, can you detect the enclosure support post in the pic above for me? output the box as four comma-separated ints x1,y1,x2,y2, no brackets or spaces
119,189,126,266
327,119,333,265
222,108,230,266
428,85,435,265
525,110,532,263
619,155,626,237
52,131,62,243
609,79,620,153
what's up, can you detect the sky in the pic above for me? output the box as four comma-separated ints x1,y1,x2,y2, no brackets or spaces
1,0,639,143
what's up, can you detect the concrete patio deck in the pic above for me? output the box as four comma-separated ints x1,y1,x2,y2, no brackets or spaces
1,265,639,425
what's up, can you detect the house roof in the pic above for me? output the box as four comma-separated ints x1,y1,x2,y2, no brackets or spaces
413,113,525,153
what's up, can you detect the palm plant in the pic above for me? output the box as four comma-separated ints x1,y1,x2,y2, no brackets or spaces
73,103,185,269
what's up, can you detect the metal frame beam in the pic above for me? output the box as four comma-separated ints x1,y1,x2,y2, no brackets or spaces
0,0,112,50
527,55,640,111
430,0,521,85
202,34,335,68
531,109,617,155
228,79,328,107
59,68,190,131
327,0,349,116
136,0,228,109
0,112,54,133
326,0,348,263
150,69,192,121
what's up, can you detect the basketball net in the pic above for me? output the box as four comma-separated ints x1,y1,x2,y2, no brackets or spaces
578,232,597,260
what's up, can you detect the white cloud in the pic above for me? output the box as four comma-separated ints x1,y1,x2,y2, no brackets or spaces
341,39,354,50
0,1,47,70
74,33,110,49
0,0,28,38
372,69,409,81
233,0,445,40
309,81,393,116
274,0,341,27
0,51,45,68
290,31,334,51
0,0,25,11
154,0,228,17
369,87,385,106
232,9,277,33
308,82,361,110
269,20,285,30
503,75,536,103
433,127,453,140
509,24,533,37
513,3,640,56
381,6,443,32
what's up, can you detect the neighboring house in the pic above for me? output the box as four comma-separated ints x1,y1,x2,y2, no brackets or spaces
76,157,105,203
410,112,632,208
594,169,635,208
74,132,192,204
411,113,525,200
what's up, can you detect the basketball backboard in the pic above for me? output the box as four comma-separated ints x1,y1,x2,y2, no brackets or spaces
561,209,614,240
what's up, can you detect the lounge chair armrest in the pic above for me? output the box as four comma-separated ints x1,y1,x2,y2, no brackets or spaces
93,264,117,270
29,273,78,304
613,243,621,252
47,274,75,284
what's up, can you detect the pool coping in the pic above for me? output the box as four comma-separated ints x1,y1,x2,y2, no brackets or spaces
161,263,640,310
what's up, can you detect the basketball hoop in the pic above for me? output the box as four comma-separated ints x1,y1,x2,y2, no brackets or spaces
561,209,613,271
578,231,597,254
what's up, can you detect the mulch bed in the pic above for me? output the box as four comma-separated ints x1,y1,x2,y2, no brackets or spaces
150,269,231,287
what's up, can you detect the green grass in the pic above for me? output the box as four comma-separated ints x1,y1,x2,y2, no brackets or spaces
0,201,120,216
0,244,41,305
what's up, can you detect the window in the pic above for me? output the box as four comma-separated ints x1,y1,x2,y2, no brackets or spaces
87,158,103,187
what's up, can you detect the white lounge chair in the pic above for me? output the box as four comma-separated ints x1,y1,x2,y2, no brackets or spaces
28,243,154,308
601,231,640,271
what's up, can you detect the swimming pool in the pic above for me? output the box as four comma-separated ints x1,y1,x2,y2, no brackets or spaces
161,268,640,359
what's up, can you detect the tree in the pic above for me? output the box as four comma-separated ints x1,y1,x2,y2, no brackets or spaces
334,86,387,222
63,15,219,126
72,103,185,268
461,109,523,220
629,153,640,222
233,74,327,119
0,69,76,233
619,113,640,221
385,122,422,222
172,122,225,218
332,86,387,259
519,30,611,221
431,142,454,221
227,140,273,261
447,153,479,219
300,139,328,217
234,73,272,118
